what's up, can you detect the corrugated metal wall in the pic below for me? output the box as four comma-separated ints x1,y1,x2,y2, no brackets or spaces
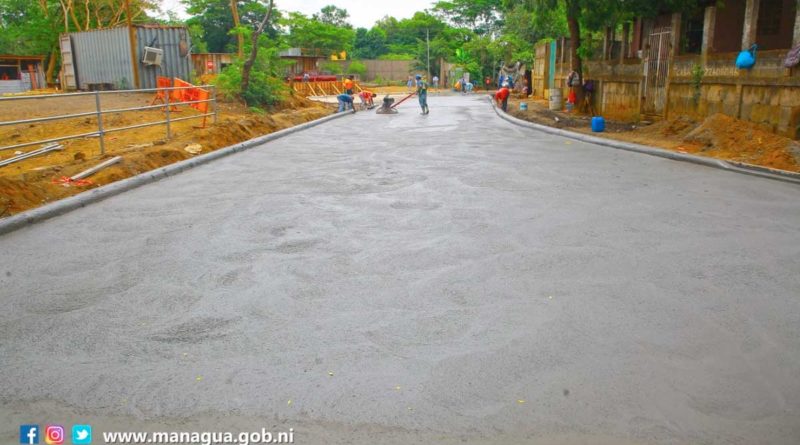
65,25,193,91
135,26,193,89
68,27,134,90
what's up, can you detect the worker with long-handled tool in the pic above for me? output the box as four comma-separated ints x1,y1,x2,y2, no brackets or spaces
416,74,429,115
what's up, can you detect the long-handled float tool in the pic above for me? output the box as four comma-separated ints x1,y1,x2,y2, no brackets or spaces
376,92,416,114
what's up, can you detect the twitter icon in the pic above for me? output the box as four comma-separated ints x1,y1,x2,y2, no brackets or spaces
71,425,91,445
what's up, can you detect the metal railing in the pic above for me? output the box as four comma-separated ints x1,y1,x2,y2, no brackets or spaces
0,85,218,156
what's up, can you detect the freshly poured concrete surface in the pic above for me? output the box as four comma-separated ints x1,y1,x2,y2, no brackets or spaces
1,96,799,444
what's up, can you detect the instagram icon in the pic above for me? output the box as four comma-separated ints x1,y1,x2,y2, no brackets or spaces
44,425,64,445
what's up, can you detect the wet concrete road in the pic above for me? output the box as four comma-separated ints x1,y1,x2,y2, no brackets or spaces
2,96,800,444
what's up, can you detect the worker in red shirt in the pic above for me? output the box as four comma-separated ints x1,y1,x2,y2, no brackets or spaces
495,82,510,112
359,90,375,109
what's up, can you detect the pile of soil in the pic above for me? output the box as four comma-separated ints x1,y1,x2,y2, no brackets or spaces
506,98,800,173
0,93,334,217
680,114,800,171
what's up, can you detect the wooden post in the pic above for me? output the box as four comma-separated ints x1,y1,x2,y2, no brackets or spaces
793,0,800,46
670,13,682,56
621,22,630,62
663,13,682,120
742,0,760,49
124,0,140,89
702,6,717,65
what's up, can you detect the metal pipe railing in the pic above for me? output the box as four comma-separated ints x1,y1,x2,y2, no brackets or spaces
0,85,218,155
0,85,214,102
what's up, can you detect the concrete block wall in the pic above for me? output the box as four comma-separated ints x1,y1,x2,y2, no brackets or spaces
666,50,800,137
600,81,641,120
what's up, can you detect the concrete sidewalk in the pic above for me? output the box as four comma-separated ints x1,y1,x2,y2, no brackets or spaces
1,95,799,444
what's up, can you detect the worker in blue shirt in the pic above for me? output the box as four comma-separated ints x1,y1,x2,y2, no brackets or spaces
416,74,429,115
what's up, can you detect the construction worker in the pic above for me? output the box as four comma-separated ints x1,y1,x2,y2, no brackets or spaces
416,74,429,115
359,90,375,109
495,82,510,112
344,75,355,95
337,92,356,113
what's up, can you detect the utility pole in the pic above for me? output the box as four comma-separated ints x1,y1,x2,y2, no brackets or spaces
426,28,431,82
125,0,140,88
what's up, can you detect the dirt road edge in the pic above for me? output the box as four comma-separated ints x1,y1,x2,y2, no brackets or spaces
0,111,349,236
489,97,800,186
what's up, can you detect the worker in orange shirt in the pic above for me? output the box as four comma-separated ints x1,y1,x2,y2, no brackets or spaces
344,75,355,95
495,82,510,112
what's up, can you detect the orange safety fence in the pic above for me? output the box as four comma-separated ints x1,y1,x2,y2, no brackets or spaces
151,77,213,126
151,76,181,110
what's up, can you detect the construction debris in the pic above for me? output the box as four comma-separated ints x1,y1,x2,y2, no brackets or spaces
184,144,203,154
0,144,63,168
70,156,123,180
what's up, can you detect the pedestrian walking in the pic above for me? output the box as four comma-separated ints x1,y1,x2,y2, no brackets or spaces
416,74,429,115
495,82,510,112
407,75,414,91
432,75,439,89
485,76,491,91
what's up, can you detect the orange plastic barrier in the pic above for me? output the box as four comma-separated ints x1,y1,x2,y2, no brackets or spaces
153,77,212,127
151,76,172,105
173,78,193,103
151,76,181,111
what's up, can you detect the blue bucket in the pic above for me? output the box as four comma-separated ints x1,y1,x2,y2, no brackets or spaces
520,102,528,111
591,116,605,132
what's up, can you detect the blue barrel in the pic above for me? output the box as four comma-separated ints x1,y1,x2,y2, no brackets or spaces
591,116,605,132
520,102,528,111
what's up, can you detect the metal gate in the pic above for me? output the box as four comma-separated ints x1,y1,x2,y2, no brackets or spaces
643,27,671,115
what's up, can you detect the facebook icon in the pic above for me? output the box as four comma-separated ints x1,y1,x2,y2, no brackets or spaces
20,425,39,444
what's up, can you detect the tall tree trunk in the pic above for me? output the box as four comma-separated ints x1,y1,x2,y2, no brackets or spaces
231,0,244,57
46,48,59,85
566,6,581,75
240,0,274,103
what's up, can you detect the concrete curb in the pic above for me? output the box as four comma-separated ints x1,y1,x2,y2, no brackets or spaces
0,110,349,236
490,98,800,186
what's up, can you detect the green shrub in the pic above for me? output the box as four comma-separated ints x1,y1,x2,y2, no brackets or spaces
216,47,288,107
321,61,344,75
378,53,414,61
347,60,367,76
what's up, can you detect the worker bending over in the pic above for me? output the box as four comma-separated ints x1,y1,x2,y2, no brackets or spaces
337,93,356,113
359,90,375,109
495,82,510,112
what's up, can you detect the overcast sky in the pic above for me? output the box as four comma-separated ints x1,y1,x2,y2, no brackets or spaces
159,0,437,29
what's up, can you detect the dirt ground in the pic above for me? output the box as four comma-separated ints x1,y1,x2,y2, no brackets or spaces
0,91,334,217
508,97,800,173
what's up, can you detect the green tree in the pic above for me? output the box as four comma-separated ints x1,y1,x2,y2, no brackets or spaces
183,0,280,53
313,5,351,28
353,27,388,59
433,0,504,35
283,11,355,55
